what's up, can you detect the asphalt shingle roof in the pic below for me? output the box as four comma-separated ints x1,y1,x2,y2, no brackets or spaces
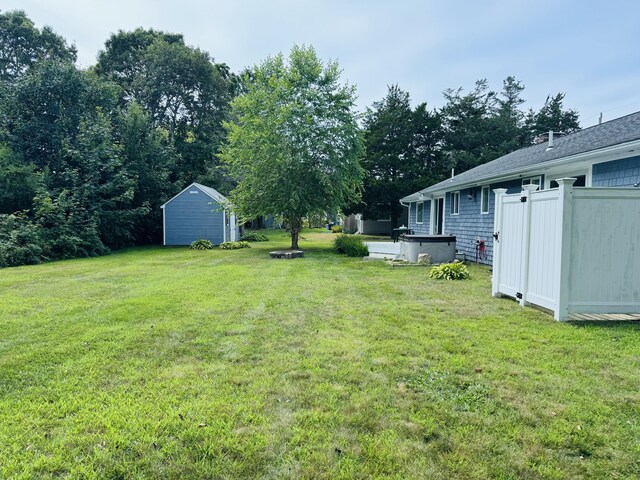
402,110,640,200
193,183,227,203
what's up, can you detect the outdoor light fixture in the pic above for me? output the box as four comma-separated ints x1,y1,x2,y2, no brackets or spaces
467,188,476,200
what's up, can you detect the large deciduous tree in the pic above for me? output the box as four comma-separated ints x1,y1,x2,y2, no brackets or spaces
220,45,364,249
0,10,76,82
95,30,237,187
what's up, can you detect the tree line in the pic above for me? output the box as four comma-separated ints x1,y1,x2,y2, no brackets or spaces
0,9,579,266
354,80,579,227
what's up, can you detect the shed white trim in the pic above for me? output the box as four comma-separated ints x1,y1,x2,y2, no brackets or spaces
162,204,166,246
160,182,227,208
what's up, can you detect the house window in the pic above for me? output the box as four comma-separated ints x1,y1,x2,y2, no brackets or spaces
481,186,490,214
450,191,460,215
416,202,424,223
522,176,541,188
549,175,586,188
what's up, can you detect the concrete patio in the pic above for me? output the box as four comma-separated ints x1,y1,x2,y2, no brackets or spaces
365,241,401,260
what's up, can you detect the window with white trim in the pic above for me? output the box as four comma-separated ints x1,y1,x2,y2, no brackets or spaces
522,176,541,187
450,191,459,215
480,186,490,214
416,202,424,223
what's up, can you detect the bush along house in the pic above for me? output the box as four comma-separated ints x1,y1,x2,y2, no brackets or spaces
400,111,640,264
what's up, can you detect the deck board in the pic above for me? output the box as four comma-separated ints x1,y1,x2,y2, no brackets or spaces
568,313,640,321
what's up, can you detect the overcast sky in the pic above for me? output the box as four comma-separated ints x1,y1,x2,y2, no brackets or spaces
4,0,640,127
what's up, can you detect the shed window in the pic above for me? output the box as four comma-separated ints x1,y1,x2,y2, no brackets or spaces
416,202,424,223
450,192,460,215
481,186,490,214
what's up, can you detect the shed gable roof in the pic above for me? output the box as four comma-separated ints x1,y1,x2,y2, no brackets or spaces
160,182,228,208
402,110,640,201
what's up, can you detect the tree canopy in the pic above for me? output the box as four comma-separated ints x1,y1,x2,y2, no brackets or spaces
220,45,364,249
356,85,446,226
0,9,584,267
0,10,76,82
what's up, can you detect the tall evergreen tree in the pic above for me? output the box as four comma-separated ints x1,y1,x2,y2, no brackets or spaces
357,85,445,227
523,93,580,142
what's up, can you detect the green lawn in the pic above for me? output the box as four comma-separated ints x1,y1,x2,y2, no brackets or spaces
1,230,638,479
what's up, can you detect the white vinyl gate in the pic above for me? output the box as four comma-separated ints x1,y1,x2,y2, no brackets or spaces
492,178,640,321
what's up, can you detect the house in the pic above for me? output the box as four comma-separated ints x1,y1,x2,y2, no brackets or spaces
161,182,238,246
343,211,409,235
400,111,640,264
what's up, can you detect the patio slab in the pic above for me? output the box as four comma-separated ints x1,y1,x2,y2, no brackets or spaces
365,241,402,259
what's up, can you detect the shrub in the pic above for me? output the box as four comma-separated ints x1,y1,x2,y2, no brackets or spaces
219,241,251,250
428,260,470,280
331,225,343,233
34,191,108,260
240,232,269,242
0,213,43,268
334,234,369,257
190,239,215,250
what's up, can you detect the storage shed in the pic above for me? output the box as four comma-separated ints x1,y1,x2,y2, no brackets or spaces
161,183,238,246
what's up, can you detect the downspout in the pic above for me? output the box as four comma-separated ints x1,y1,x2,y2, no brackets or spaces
400,200,411,228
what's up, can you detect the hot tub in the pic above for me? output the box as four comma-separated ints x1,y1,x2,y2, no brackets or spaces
400,235,456,263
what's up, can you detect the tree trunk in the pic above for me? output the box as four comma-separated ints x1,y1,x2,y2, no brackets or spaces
288,215,303,250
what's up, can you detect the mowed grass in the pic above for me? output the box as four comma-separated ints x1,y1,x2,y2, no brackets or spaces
1,230,638,479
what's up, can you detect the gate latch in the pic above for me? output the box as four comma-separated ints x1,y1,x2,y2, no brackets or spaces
520,196,527,203
516,292,523,300
492,232,499,242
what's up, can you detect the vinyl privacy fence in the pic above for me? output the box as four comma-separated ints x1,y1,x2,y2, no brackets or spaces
492,178,640,321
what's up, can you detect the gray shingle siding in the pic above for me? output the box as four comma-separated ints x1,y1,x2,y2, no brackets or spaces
408,200,431,235
164,186,225,245
444,180,522,264
592,155,640,187
406,180,520,264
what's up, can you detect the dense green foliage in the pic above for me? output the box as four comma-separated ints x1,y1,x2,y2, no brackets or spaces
334,234,369,257
353,78,580,223
440,78,580,174
0,10,76,82
330,225,343,233
240,231,269,242
0,11,236,266
189,239,215,250
220,45,364,250
1,231,638,477
428,260,470,280
219,240,251,250
354,85,446,227
0,11,582,267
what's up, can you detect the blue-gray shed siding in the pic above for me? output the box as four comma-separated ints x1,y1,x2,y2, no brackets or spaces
164,186,225,245
592,155,640,187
